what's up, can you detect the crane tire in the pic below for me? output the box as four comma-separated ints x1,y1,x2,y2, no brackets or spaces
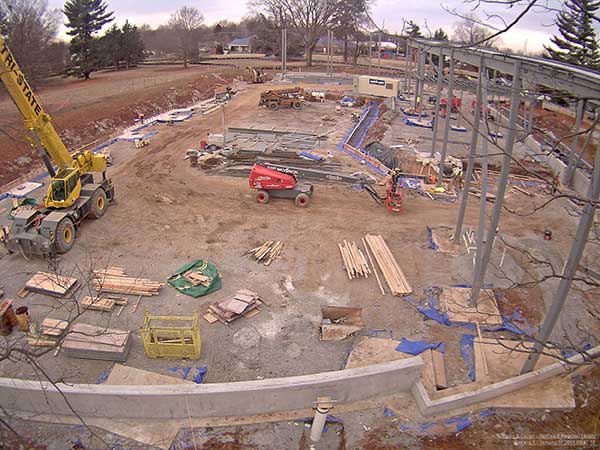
89,189,107,219
256,190,270,204
55,218,75,254
269,102,279,110
295,193,310,208
292,101,302,110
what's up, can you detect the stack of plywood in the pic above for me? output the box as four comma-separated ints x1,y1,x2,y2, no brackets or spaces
41,318,69,336
204,289,261,324
25,272,78,297
93,267,162,296
364,234,412,295
62,323,131,361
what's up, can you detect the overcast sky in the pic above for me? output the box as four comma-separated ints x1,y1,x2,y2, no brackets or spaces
48,0,573,53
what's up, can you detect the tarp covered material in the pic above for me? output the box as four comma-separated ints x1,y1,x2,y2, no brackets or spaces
167,259,222,298
403,117,433,128
396,338,446,355
460,334,476,381
445,415,472,433
426,226,439,251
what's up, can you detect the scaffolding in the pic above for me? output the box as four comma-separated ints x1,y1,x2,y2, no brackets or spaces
141,313,201,359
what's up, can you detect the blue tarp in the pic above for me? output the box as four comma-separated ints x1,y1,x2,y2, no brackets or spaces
298,151,323,161
193,367,207,384
460,334,476,381
97,370,108,384
403,117,433,128
168,367,191,379
426,226,439,251
445,415,472,432
383,407,396,417
396,338,446,355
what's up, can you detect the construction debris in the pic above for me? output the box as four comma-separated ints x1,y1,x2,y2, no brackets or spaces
25,272,79,298
364,234,412,295
205,289,261,324
321,306,364,340
246,241,283,265
338,240,371,279
93,267,162,296
62,323,132,362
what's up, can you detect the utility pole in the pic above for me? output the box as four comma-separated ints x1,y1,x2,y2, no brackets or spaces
377,32,381,70
475,69,490,270
368,33,372,75
281,28,287,76
437,50,454,188
431,47,443,157
454,56,484,244
470,61,522,305
522,137,600,374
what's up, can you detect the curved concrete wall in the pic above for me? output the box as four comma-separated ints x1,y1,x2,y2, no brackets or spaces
0,358,423,420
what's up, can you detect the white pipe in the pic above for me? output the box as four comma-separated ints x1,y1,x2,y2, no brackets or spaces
310,406,331,442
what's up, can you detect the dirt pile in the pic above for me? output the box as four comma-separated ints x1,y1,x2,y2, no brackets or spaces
1,68,243,187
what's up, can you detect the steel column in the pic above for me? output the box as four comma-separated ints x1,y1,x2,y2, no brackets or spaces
521,136,600,374
404,41,410,92
437,51,454,188
470,61,522,304
454,56,484,244
431,48,443,157
564,99,585,187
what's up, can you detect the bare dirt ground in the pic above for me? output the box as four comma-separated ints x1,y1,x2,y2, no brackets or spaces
0,75,598,449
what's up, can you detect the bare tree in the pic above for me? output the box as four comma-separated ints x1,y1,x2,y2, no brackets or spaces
452,12,498,47
168,6,204,68
250,0,338,67
0,0,61,79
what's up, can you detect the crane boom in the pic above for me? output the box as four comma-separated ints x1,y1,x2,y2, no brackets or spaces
0,37,72,170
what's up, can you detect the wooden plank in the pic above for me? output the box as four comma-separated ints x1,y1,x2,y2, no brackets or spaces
81,296,115,311
243,308,261,319
233,293,256,303
203,312,219,324
27,337,57,347
68,323,129,347
25,272,78,297
17,288,29,298
431,349,448,389
221,298,250,315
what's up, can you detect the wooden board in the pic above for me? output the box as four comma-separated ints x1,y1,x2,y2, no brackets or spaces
25,272,78,297
41,318,69,336
203,312,219,324
81,296,115,312
62,337,131,362
439,287,502,325
431,349,448,389
68,323,130,347
221,298,250,315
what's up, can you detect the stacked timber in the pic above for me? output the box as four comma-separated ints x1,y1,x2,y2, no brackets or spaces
364,234,412,295
62,323,131,362
93,267,162,296
338,240,371,279
40,318,69,336
246,241,283,266
25,272,78,298
204,289,261,324
81,295,127,312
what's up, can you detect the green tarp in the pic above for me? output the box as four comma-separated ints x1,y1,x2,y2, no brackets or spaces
167,259,222,298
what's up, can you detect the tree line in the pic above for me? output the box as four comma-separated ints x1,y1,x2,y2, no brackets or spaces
0,0,598,83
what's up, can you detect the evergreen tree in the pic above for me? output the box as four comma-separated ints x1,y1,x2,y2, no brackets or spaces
544,0,600,70
405,21,422,38
64,0,113,79
120,21,145,68
433,28,449,41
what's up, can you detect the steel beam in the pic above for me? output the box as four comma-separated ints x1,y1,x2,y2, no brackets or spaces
563,99,584,187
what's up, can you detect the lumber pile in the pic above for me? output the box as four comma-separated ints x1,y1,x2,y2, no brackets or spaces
93,267,162,296
246,241,283,266
204,289,261,324
25,272,78,298
364,234,412,295
41,318,69,336
338,240,371,279
81,295,127,312
62,323,131,362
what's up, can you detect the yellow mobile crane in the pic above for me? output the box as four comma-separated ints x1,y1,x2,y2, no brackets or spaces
0,37,114,256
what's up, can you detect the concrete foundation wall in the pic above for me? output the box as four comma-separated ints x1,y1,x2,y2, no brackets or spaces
0,358,423,420
414,345,600,416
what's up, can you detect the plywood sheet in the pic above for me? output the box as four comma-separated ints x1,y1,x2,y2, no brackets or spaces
105,364,192,385
439,287,502,325
430,228,463,255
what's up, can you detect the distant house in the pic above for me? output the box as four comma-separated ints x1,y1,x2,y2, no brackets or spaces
228,36,255,54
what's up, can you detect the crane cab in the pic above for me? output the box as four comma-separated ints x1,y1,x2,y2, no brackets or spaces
46,168,81,208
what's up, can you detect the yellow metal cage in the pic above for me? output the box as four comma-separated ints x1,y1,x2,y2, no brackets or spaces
140,313,201,359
